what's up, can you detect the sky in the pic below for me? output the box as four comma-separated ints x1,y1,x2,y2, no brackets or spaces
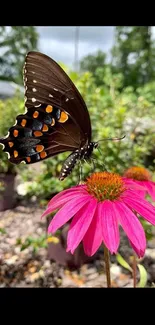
37,26,115,68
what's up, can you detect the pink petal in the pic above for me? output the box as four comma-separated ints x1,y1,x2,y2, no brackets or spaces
100,201,120,254
123,178,146,191
129,240,145,258
113,201,146,257
144,181,155,201
48,196,90,233
47,185,86,207
83,204,102,256
67,198,97,254
41,192,89,218
122,193,155,225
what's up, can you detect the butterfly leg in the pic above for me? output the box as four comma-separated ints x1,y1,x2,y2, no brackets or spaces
90,157,96,173
96,147,108,171
78,160,83,184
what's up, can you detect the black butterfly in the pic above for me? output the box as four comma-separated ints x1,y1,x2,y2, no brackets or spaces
0,51,99,180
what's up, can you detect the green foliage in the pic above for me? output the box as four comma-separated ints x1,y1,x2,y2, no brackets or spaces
116,253,132,272
0,228,7,234
0,26,38,84
116,253,148,287
80,50,109,86
137,264,148,288
0,92,24,173
111,26,155,89
16,235,48,253
80,50,106,74
16,233,60,253
140,219,154,241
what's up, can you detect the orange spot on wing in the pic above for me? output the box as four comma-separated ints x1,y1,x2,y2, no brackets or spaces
58,111,68,123
21,119,27,127
36,145,44,152
26,157,31,163
40,151,47,159
42,124,48,132
33,111,39,118
8,141,14,148
34,131,43,137
13,130,18,137
46,105,53,113
14,150,18,158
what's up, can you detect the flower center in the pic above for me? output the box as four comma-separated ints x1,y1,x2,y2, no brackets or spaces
124,166,151,181
86,172,126,201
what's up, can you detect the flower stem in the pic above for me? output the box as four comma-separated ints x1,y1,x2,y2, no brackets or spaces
133,255,137,288
103,245,111,288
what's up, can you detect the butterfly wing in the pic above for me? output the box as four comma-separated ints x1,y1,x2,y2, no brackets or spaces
0,51,92,165
24,51,91,142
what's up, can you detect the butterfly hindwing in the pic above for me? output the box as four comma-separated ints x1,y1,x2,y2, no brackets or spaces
1,103,81,165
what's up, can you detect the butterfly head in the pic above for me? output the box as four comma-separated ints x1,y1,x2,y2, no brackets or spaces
92,142,98,149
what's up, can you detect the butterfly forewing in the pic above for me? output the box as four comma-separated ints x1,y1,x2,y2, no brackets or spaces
0,51,92,173
24,52,91,142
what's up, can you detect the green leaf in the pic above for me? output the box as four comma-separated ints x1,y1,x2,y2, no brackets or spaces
0,228,6,234
137,264,147,288
116,253,132,272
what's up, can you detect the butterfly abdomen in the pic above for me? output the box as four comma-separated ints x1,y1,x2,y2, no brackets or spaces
59,150,80,181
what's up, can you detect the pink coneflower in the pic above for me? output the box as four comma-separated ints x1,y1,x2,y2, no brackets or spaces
124,166,155,201
42,172,155,258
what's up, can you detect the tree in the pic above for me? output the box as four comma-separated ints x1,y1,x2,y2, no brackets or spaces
80,50,107,86
0,26,38,84
111,26,155,89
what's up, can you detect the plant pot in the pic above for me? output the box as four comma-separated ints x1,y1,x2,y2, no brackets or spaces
0,173,16,211
47,223,97,268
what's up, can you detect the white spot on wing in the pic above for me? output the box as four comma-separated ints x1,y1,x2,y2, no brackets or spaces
32,88,37,92
53,88,58,91
34,104,41,108
65,98,69,102
49,94,53,98
32,98,36,102
33,80,37,83
6,152,10,159
32,71,35,74
12,120,17,127
3,132,10,140
0,143,5,149
24,106,28,114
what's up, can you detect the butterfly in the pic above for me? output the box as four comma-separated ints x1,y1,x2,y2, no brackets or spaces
0,51,99,181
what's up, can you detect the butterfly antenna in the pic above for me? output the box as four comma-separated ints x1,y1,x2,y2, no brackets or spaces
97,134,126,143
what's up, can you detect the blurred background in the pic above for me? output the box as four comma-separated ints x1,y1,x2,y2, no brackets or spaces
0,26,155,287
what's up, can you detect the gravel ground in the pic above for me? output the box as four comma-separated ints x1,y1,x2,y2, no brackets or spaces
0,204,155,287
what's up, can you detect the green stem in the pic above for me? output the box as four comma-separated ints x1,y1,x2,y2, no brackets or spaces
103,245,111,288
133,255,137,288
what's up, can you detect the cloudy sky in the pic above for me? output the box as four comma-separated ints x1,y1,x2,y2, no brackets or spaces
37,26,115,68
